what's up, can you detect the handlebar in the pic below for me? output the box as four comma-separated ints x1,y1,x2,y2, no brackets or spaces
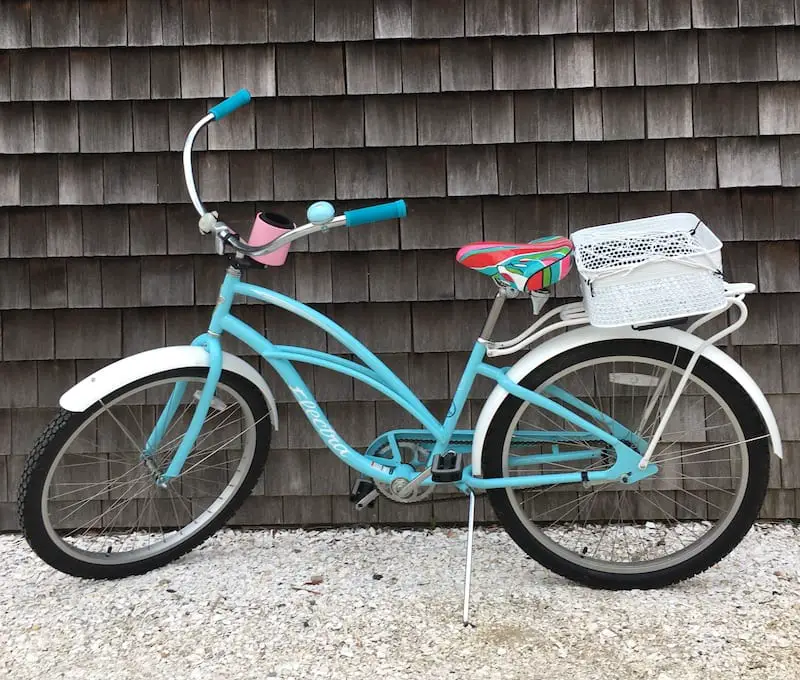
182,89,407,260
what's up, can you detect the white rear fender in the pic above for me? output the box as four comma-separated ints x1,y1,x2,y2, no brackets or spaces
471,325,782,476
59,346,279,429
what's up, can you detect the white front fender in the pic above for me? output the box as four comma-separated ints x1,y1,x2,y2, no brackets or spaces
471,325,782,476
59,346,279,429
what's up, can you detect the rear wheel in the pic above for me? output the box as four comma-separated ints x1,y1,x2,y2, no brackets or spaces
484,339,770,589
17,368,271,579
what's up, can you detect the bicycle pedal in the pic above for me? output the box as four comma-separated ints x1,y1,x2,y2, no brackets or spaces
350,479,379,510
431,451,465,483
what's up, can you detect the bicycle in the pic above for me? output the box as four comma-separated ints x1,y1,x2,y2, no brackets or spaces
16,89,783,624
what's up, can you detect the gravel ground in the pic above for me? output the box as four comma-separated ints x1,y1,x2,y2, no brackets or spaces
1,523,798,680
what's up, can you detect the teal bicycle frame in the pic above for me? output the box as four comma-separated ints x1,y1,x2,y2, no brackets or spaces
144,267,657,492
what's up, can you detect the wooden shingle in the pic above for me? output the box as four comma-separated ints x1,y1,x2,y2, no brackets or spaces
739,0,794,26
0,102,34,153
602,89,644,140
156,153,188,203
635,32,699,85
110,49,150,100
373,0,411,38
588,142,629,193
210,0,268,43
277,44,345,96
464,0,538,36
34,102,79,153
9,208,46,258
312,98,365,148
197,152,230,202
493,37,555,90
555,34,594,88
268,0,314,42
693,84,759,136
722,241,759,286
2,311,54,361
614,0,648,30
182,0,211,44
573,89,603,140
222,45,276,97
161,0,183,45
691,0,738,28
387,148,446,197
537,142,588,194
618,191,671,219
440,39,492,91
672,189,744,240
140,256,194,307
19,155,59,206
539,0,577,34
401,42,440,92
497,143,538,195
758,241,800,292
55,309,122,359
0,259,29,309
759,83,800,134
103,155,158,204
0,52,8,102
365,95,417,146
46,207,83,257
78,102,133,153
37,360,76,407
166,204,213,254
256,98,312,149
132,101,169,152
10,50,70,100
417,93,471,145
515,91,573,141
780,137,800,186
772,189,800,239
335,148,387,199
315,0,373,41
717,137,782,187
81,206,130,255
594,34,634,87
400,197,482,248
129,205,167,255
412,300,485,352
70,48,112,100
646,87,693,138
150,48,181,99
665,139,718,190
777,28,800,80
447,145,498,196
31,0,79,47
229,151,274,202
367,251,417,301
126,0,163,45
328,252,368,302
578,0,613,31
101,258,141,307
0,156,20,207
471,92,514,144
79,0,127,46
411,0,464,38
345,42,402,95
648,0,691,29
169,100,208,150
180,47,224,98
417,249,456,300
273,150,335,201
58,155,104,205
0,0,31,48
698,29,778,83
741,188,775,240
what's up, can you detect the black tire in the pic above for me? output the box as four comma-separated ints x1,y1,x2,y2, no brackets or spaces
17,368,271,579
484,339,770,590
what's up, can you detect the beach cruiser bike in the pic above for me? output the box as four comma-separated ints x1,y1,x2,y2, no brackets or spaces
17,90,783,623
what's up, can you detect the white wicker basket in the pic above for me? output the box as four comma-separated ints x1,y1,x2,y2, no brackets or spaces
571,213,727,328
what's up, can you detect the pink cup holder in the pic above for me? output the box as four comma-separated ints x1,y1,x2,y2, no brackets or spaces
246,212,295,266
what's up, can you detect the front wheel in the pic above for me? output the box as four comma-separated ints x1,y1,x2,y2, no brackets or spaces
17,368,272,579
483,339,770,589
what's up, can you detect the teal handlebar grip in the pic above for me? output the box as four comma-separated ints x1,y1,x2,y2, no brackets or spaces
208,89,252,120
344,200,407,227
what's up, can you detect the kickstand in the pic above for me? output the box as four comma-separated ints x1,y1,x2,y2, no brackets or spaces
462,491,476,627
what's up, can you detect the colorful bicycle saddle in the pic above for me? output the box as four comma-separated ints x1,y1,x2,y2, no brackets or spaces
456,236,574,293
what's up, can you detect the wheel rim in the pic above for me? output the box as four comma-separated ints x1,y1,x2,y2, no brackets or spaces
40,376,260,565
502,354,751,574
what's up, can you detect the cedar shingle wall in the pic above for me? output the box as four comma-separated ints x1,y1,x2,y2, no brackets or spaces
1,0,799,527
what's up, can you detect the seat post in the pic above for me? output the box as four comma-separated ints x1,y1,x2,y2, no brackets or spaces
479,290,507,341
